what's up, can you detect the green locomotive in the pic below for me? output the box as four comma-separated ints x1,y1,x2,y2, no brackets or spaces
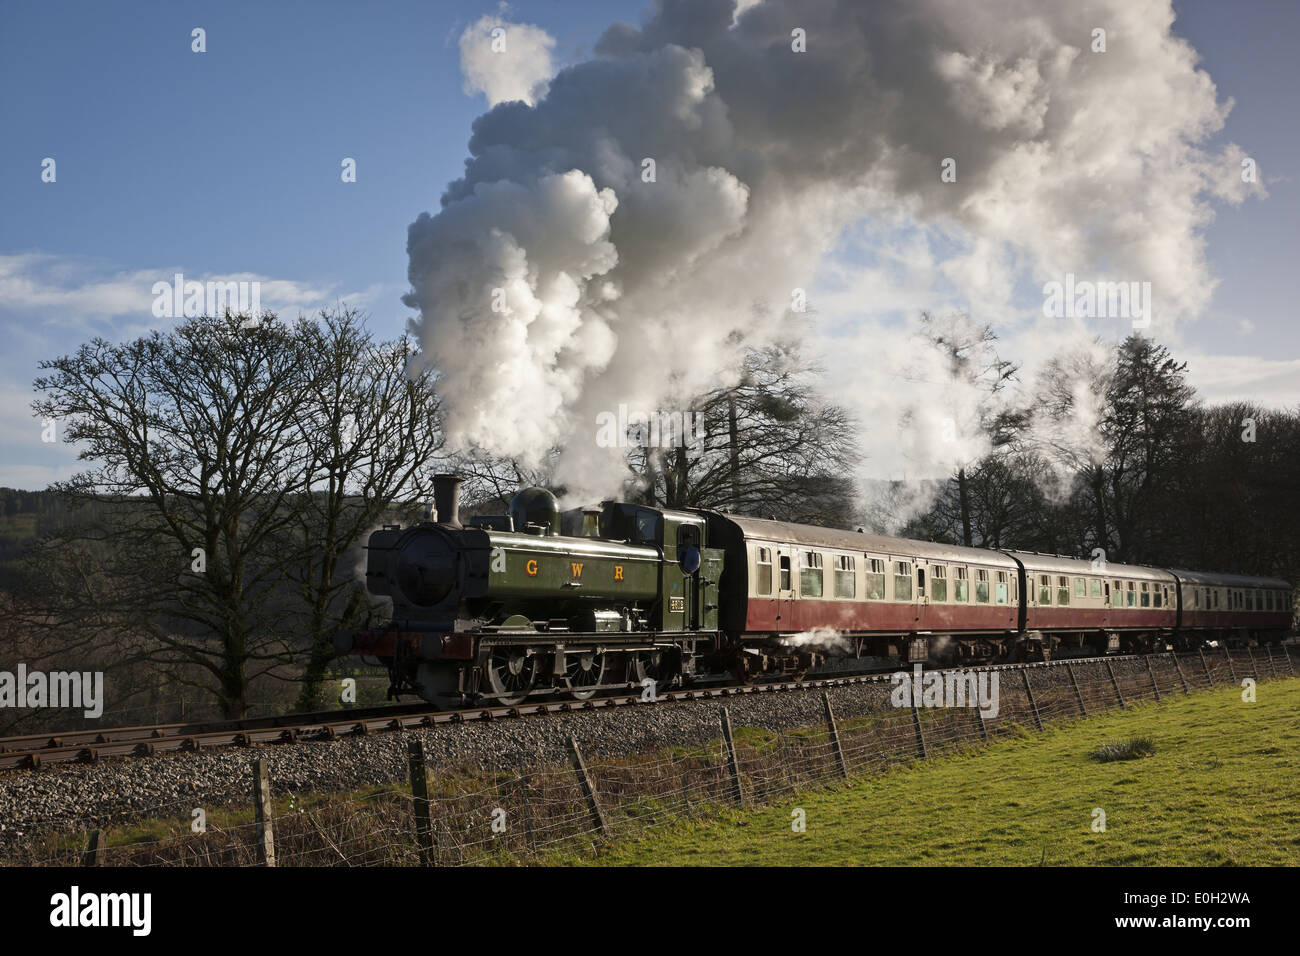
336,475,726,706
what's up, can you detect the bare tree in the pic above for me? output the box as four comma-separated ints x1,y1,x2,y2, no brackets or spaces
31,309,442,718
284,310,444,710
624,344,860,526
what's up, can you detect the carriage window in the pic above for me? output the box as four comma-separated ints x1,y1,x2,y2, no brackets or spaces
1212,589,1219,609
1153,587,1162,608
866,558,886,600
1090,579,1102,598
894,561,913,601
975,569,990,604
1074,577,1086,597
1127,582,1136,607
1140,583,1150,607
955,566,969,602
755,547,773,595
1011,576,1018,601
1057,576,1070,606
834,555,856,599
995,571,1009,604
1039,574,1052,605
1265,592,1273,611
779,554,791,591
800,551,824,598
1113,580,1122,604
931,564,948,602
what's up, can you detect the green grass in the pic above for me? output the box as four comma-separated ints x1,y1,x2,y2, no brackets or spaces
571,678,1300,866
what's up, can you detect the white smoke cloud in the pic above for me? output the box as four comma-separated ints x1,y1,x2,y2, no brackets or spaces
458,13,556,107
409,0,1259,505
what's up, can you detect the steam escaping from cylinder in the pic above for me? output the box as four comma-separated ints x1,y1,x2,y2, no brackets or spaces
406,0,1258,506
780,627,853,655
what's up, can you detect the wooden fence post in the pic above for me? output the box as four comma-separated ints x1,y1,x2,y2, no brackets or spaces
1199,647,1215,687
910,704,929,760
1224,646,1238,682
251,757,276,867
408,739,435,865
1282,644,1296,677
1248,646,1261,681
1171,652,1190,694
821,692,849,781
973,704,988,742
1021,670,1044,731
1264,646,1278,680
568,736,609,835
719,709,745,806
1146,657,1161,701
1067,663,1087,716
517,758,536,855
1106,660,1125,708
82,829,106,867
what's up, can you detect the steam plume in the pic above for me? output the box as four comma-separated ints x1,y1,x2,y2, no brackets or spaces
406,0,1257,504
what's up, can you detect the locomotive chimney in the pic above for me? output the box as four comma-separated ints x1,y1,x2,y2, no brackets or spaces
432,473,463,528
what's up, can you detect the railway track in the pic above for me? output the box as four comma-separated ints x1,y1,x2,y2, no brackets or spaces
0,652,1158,771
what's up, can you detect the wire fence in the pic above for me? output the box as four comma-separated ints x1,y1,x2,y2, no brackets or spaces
11,643,1298,867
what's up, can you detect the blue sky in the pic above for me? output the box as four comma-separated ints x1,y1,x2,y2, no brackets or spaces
1,0,1297,488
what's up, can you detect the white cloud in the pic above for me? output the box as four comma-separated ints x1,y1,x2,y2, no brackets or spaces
458,13,555,107
1180,351,1300,410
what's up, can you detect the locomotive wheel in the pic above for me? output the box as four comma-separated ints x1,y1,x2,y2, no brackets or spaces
485,646,537,706
564,651,606,700
628,649,675,691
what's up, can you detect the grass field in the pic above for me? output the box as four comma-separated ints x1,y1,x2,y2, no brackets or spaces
571,677,1300,866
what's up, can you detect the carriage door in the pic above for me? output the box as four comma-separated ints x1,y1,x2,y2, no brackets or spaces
775,547,794,626
915,559,928,627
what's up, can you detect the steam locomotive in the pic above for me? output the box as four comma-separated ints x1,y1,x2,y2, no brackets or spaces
334,475,1295,707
